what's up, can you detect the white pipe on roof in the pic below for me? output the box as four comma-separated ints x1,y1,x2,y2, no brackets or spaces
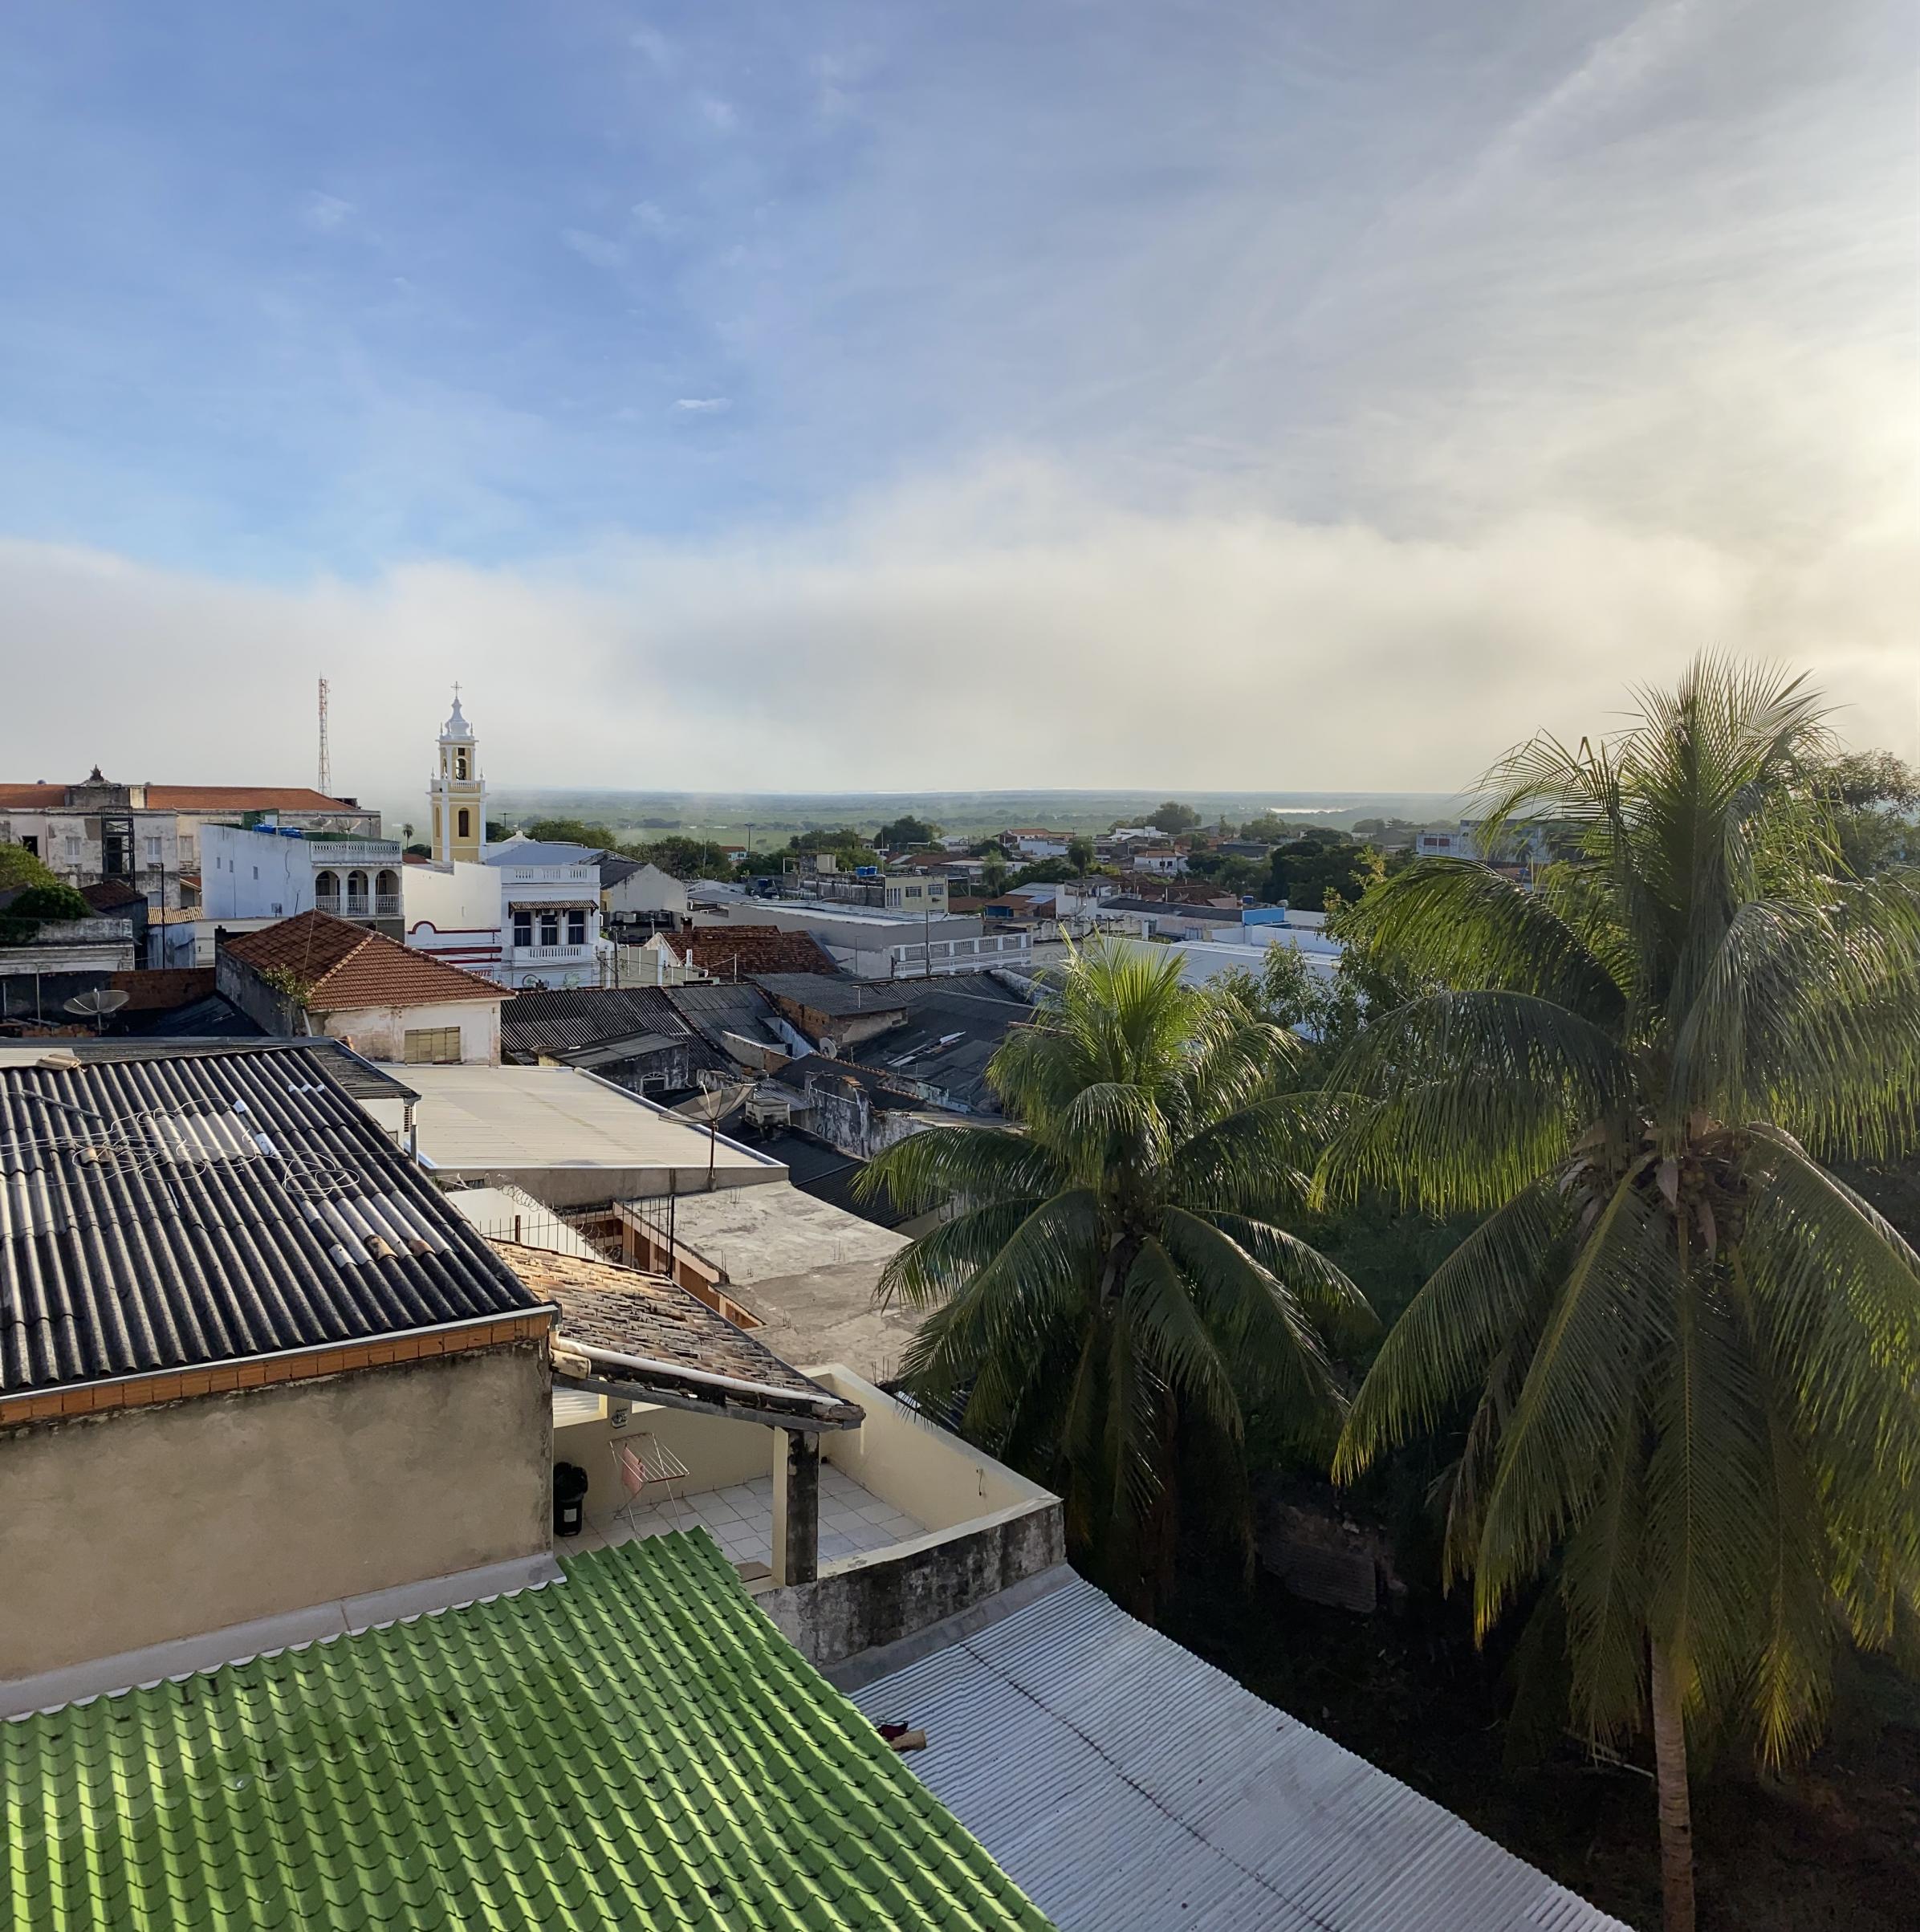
559,1338,849,1414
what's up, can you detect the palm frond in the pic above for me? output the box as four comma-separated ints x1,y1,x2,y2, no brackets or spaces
860,1123,1066,1216
1335,1180,1571,1481
1346,857,1626,1025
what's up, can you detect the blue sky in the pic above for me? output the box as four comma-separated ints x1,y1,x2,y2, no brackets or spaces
0,2,1913,792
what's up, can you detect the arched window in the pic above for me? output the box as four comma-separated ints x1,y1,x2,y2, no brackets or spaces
376,869,399,914
346,869,368,914
315,869,340,909
457,808,470,839
454,748,470,779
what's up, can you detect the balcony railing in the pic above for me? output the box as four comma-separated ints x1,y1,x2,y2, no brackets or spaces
316,894,402,919
511,942,592,962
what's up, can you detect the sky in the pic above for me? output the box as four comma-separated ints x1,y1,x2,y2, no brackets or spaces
0,0,1913,798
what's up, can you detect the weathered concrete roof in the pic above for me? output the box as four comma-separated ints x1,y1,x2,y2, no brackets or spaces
623,1181,920,1385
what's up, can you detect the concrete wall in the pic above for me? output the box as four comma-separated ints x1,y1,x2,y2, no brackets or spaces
404,860,506,979
0,1344,551,1679
215,949,311,1035
553,1398,775,1529
758,1495,1065,1666
324,996,502,1066
813,1365,1056,1531
201,823,314,921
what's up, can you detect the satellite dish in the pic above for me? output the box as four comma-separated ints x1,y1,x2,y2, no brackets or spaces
63,987,130,1035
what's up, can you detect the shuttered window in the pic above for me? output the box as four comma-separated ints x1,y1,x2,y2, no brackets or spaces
403,1026,463,1064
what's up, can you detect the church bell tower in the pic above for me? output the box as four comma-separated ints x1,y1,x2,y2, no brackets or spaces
429,689,486,864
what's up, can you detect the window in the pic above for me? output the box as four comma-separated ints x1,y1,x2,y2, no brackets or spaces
18,836,35,856
539,912,559,947
513,911,533,948
457,807,470,839
454,748,470,780
403,1027,463,1065
567,909,586,946
64,836,80,857
144,836,161,861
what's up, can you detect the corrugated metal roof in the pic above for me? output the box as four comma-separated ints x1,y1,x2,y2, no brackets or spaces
0,1047,539,1393
852,1576,1629,1932
753,972,910,1017
0,1036,416,1104
500,986,693,1059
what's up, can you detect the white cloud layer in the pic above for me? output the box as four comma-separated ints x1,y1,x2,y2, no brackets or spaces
2,442,1911,801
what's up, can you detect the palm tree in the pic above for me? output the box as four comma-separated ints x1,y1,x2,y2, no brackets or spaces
863,941,1372,1607
1327,660,1920,1932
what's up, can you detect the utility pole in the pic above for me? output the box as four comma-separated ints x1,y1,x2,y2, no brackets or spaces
316,677,332,796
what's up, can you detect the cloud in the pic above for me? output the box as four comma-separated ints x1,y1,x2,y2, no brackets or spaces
0,456,1910,807
560,227,626,270
673,396,730,413
300,192,353,232
628,26,673,72
694,93,738,133
630,199,677,239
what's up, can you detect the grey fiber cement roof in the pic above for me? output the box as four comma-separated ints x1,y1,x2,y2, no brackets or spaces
852,1572,1629,1932
0,1045,539,1393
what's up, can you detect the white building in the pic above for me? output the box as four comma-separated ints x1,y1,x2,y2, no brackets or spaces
602,860,689,936
1129,848,1189,877
0,771,380,911
1003,828,1070,860
405,844,608,992
199,824,405,942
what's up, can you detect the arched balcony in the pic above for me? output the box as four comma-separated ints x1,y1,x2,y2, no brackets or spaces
315,869,340,915
346,869,370,917
375,868,401,918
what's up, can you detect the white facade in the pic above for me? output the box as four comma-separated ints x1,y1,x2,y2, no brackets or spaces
1005,831,1069,860
1130,849,1189,877
404,850,607,990
200,825,404,927
604,863,689,923
325,996,501,1067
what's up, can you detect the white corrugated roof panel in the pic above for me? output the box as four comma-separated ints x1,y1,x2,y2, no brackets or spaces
851,1575,1629,1932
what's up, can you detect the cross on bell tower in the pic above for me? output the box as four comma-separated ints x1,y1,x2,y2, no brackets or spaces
429,689,486,864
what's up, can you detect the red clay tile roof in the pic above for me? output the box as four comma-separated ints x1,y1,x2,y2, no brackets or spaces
0,782,364,813
146,785,365,811
222,910,504,1010
673,927,838,976
79,877,148,912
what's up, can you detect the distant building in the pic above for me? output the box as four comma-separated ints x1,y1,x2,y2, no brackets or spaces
1128,848,1188,877
482,840,607,990
0,770,379,911
600,857,689,936
1003,828,1070,859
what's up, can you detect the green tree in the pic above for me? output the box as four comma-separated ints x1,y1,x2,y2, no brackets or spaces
1801,747,1918,876
1267,833,1382,908
1328,660,1920,1932
979,854,1009,897
0,844,60,894
7,884,90,920
525,817,614,847
1148,800,1201,834
862,942,1372,1609
877,815,940,848
1066,836,1095,872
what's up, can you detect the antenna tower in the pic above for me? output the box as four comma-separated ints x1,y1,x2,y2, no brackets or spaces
316,677,332,795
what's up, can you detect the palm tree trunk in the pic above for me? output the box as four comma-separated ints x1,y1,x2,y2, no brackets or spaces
1649,1641,1695,1932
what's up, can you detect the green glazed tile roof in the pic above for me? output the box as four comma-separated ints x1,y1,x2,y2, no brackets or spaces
2,1533,1054,1931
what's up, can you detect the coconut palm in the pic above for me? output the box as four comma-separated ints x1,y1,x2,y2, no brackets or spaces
1327,660,1920,1932
862,940,1373,1607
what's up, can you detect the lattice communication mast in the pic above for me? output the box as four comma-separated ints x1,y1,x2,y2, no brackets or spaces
316,677,332,796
